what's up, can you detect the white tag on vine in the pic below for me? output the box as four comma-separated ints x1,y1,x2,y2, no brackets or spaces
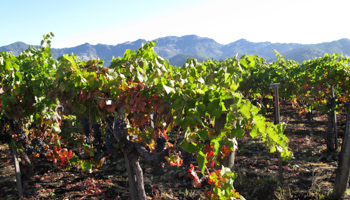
106,100,112,105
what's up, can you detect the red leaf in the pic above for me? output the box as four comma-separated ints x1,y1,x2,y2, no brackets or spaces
208,170,223,187
162,129,168,140
207,151,214,159
220,145,231,159
204,144,214,154
188,164,200,181
206,160,215,168
68,150,73,159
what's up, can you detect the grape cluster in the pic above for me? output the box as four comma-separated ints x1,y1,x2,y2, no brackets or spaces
80,117,106,150
105,128,116,154
18,129,26,140
105,116,116,154
105,117,126,154
9,119,16,133
181,149,193,166
177,138,193,166
31,138,44,148
156,136,166,152
92,123,102,145
114,119,126,140
40,152,47,159
81,118,90,139
29,123,40,130
24,145,34,156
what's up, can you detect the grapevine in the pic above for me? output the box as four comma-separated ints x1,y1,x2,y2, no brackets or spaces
0,34,296,199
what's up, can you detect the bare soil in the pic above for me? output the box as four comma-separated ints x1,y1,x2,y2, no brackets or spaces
1,101,349,200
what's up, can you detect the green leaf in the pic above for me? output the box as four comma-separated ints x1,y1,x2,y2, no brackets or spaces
212,108,223,118
250,126,258,138
230,127,245,138
197,103,206,116
180,141,198,153
239,104,251,119
247,55,256,67
207,98,220,113
80,160,93,171
69,154,79,164
196,151,207,175
276,122,286,134
136,71,144,82
5,58,12,71
240,58,248,69
197,129,209,141
211,139,220,158
15,71,23,82
123,49,134,60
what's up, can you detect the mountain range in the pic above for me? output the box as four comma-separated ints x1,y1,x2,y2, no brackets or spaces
1,35,350,66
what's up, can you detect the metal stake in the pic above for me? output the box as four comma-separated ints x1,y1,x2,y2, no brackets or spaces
270,83,283,184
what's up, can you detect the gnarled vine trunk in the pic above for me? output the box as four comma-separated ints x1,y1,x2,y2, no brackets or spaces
122,152,146,200
325,112,336,152
214,98,237,171
333,101,350,199
117,135,169,200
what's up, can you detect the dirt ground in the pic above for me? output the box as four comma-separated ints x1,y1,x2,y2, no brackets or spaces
1,101,350,200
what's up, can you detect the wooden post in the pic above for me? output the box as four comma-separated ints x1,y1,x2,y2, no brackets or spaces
331,86,339,150
270,83,280,124
10,143,23,198
270,83,283,184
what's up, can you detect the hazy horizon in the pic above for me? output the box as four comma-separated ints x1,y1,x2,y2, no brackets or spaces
3,34,349,49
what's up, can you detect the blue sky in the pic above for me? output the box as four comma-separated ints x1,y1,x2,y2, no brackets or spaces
1,0,349,48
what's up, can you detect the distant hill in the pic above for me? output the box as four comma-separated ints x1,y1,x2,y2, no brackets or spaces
1,35,349,66
281,38,350,62
169,53,208,66
0,42,35,55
